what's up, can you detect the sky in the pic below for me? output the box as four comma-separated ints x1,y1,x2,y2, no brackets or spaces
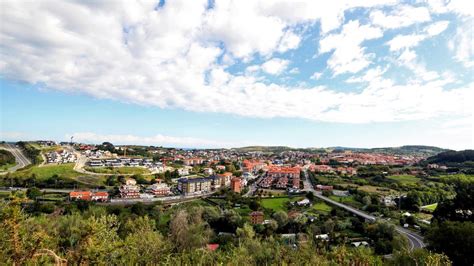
0,0,473,149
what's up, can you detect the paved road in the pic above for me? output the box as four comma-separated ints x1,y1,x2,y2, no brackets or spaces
0,143,32,173
109,192,215,205
0,187,73,193
302,171,425,250
243,174,262,197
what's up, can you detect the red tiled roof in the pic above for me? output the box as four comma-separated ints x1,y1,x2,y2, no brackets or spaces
70,191,92,197
93,192,109,197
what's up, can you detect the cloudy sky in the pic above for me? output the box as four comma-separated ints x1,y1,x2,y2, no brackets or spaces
0,0,473,149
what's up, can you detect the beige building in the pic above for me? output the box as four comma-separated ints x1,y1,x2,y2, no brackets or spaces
177,177,212,195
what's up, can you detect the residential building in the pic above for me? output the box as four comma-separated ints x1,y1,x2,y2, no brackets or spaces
148,181,171,196
70,191,108,202
120,178,140,198
203,167,214,175
218,172,233,187
69,191,92,201
250,211,264,224
177,177,212,195
183,157,204,166
267,166,300,179
91,191,109,201
230,177,242,193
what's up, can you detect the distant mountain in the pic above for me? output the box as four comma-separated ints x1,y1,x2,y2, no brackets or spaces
232,146,295,153
327,145,449,157
425,150,474,164
234,145,449,156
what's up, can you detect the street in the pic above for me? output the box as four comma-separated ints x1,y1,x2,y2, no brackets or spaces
302,170,426,250
0,143,32,173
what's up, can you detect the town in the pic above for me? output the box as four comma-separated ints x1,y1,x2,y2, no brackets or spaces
1,140,472,265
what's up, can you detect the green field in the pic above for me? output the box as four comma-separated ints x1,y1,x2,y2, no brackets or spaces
437,174,474,183
328,195,361,207
260,197,291,212
312,202,332,214
421,203,438,212
387,174,420,184
11,163,82,180
85,166,150,175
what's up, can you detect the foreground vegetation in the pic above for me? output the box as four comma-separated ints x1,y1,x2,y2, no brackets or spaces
0,196,451,265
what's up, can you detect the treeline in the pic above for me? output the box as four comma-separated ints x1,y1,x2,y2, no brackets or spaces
0,149,15,166
0,174,87,189
426,150,474,164
425,180,474,265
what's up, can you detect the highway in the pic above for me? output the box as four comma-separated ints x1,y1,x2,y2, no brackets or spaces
0,143,32,173
302,171,425,250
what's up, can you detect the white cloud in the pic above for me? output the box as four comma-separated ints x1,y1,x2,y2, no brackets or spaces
0,0,472,127
387,21,450,51
68,132,238,148
288,67,299,74
277,30,301,52
387,34,426,51
448,18,474,67
370,5,431,29
425,20,450,36
310,72,323,80
346,66,387,83
319,20,383,75
261,58,289,75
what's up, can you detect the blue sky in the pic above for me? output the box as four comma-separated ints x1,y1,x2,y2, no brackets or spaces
0,0,472,149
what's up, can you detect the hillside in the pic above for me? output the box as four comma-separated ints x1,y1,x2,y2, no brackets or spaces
328,145,449,156
235,145,447,156
425,150,474,164
232,146,295,153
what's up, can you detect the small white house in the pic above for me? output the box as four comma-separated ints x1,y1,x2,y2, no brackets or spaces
315,234,329,241
296,198,311,206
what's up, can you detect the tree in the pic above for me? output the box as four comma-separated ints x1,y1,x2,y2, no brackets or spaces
236,223,255,240
426,221,474,265
362,195,372,206
390,249,452,266
169,209,211,251
26,187,42,200
272,211,289,229
306,191,315,201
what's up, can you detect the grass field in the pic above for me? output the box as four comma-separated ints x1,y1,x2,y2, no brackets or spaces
11,163,82,180
437,174,474,183
421,203,438,212
387,174,420,184
260,197,290,212
85,166,150,175
312,202,332,214
355,185,395,195
328,195,361,207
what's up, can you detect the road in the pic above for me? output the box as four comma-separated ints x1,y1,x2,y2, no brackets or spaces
243,174,262,197
0,143,32,173
302,171,425,250
0,187,73,193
